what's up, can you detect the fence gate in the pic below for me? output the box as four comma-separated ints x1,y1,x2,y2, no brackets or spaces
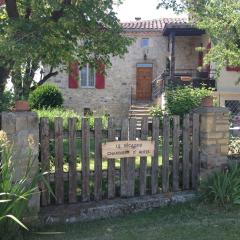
39,114,200,207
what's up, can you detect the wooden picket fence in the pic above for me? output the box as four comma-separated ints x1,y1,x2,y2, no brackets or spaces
39,114,200,207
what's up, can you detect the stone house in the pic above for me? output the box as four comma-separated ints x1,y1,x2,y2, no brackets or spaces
48,18,240,119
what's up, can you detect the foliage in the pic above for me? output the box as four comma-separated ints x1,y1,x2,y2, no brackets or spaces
0,0,132,98
0,91,14,112
150,106,164,118
158,0,240,70
35,108,109,130
200,164,240,207
166,86,213,116
0,131,50,240
29,84,64,110
229,137,240,156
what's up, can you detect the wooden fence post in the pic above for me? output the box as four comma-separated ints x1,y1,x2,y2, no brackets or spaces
120,119,128,197
54,118,64,204
162,115,170,193
82,118,90,202
107,118,116,199
139,117,148,196
40,118,50,206
151,117,160,195
183,114,190,190
94,118,103,201
172,116,180,192
68,118,77,203
128,118,136,197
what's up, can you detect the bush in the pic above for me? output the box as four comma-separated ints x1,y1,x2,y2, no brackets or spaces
35,108,109,130
29,84,64,109
0,91,14,112
200,164,240,207
150,106,164,118
166,86,213,116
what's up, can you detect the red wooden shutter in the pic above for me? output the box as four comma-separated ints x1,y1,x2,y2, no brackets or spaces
96,63,105,89
69,62,79,89
226,66,240,72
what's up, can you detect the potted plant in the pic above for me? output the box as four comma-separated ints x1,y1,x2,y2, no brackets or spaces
15,96,30,111
201,95,214,107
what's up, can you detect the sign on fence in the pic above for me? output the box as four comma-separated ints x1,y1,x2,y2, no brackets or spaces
102,140,155,159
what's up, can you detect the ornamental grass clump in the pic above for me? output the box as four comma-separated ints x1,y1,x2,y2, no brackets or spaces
200,164,240,207
0,131,50,240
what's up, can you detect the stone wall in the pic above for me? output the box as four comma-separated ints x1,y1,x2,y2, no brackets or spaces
49,32,202,118
193,107,230,173
1,112,40,218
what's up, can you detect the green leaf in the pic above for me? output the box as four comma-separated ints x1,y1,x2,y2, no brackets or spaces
4,215,29,230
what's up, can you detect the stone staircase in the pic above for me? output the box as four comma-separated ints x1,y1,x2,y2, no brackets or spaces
129,104,152,129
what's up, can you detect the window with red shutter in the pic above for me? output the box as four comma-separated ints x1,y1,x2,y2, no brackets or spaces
69,62,79,89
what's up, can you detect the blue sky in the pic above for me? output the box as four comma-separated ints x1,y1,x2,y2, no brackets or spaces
114,0,187,21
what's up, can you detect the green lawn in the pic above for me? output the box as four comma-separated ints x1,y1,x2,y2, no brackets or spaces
25,202,240,240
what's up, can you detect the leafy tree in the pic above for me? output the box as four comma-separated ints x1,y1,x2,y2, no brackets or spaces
158,0,240,70
0,0,132,100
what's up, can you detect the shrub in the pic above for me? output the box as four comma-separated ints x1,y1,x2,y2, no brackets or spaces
0,91,14,112
166,86,213,116
29,84,64,109
150,106,164,118
200,164,240,207
35,108,109,130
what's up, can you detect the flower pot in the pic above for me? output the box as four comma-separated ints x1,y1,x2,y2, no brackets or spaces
15,100,30,112
201,96,214,107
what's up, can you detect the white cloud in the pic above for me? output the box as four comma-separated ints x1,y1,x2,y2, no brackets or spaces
114,0,187,22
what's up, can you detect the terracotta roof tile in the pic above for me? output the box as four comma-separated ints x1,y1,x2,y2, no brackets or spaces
122,18,188,32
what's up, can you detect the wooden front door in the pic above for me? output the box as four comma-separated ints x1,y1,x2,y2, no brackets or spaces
136,67,153,100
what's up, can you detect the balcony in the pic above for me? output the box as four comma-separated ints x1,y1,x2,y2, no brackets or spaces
152,69,216,99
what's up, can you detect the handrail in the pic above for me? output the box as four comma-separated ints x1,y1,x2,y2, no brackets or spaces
152,68,217,99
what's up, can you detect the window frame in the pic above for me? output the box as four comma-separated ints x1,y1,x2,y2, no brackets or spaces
141,38,150,48
80,63,96,88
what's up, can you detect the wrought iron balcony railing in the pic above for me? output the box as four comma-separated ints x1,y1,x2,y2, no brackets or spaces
152,69,216,99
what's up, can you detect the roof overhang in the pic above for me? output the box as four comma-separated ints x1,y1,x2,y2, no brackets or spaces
163,23,205,36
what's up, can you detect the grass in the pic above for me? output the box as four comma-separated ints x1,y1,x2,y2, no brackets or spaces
25,201,240,240
36,108,109,130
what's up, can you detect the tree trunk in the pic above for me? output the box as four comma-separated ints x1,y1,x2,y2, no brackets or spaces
11,68,22,100
0,66,10,98
22,61,38,98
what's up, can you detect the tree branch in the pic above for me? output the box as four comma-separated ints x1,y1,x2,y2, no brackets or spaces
25,7,32,19
31,68,58,90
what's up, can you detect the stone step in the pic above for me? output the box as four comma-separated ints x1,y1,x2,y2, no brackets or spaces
129,114,151,118
130,106,151,110
128,104,153,130
129,108,150,112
